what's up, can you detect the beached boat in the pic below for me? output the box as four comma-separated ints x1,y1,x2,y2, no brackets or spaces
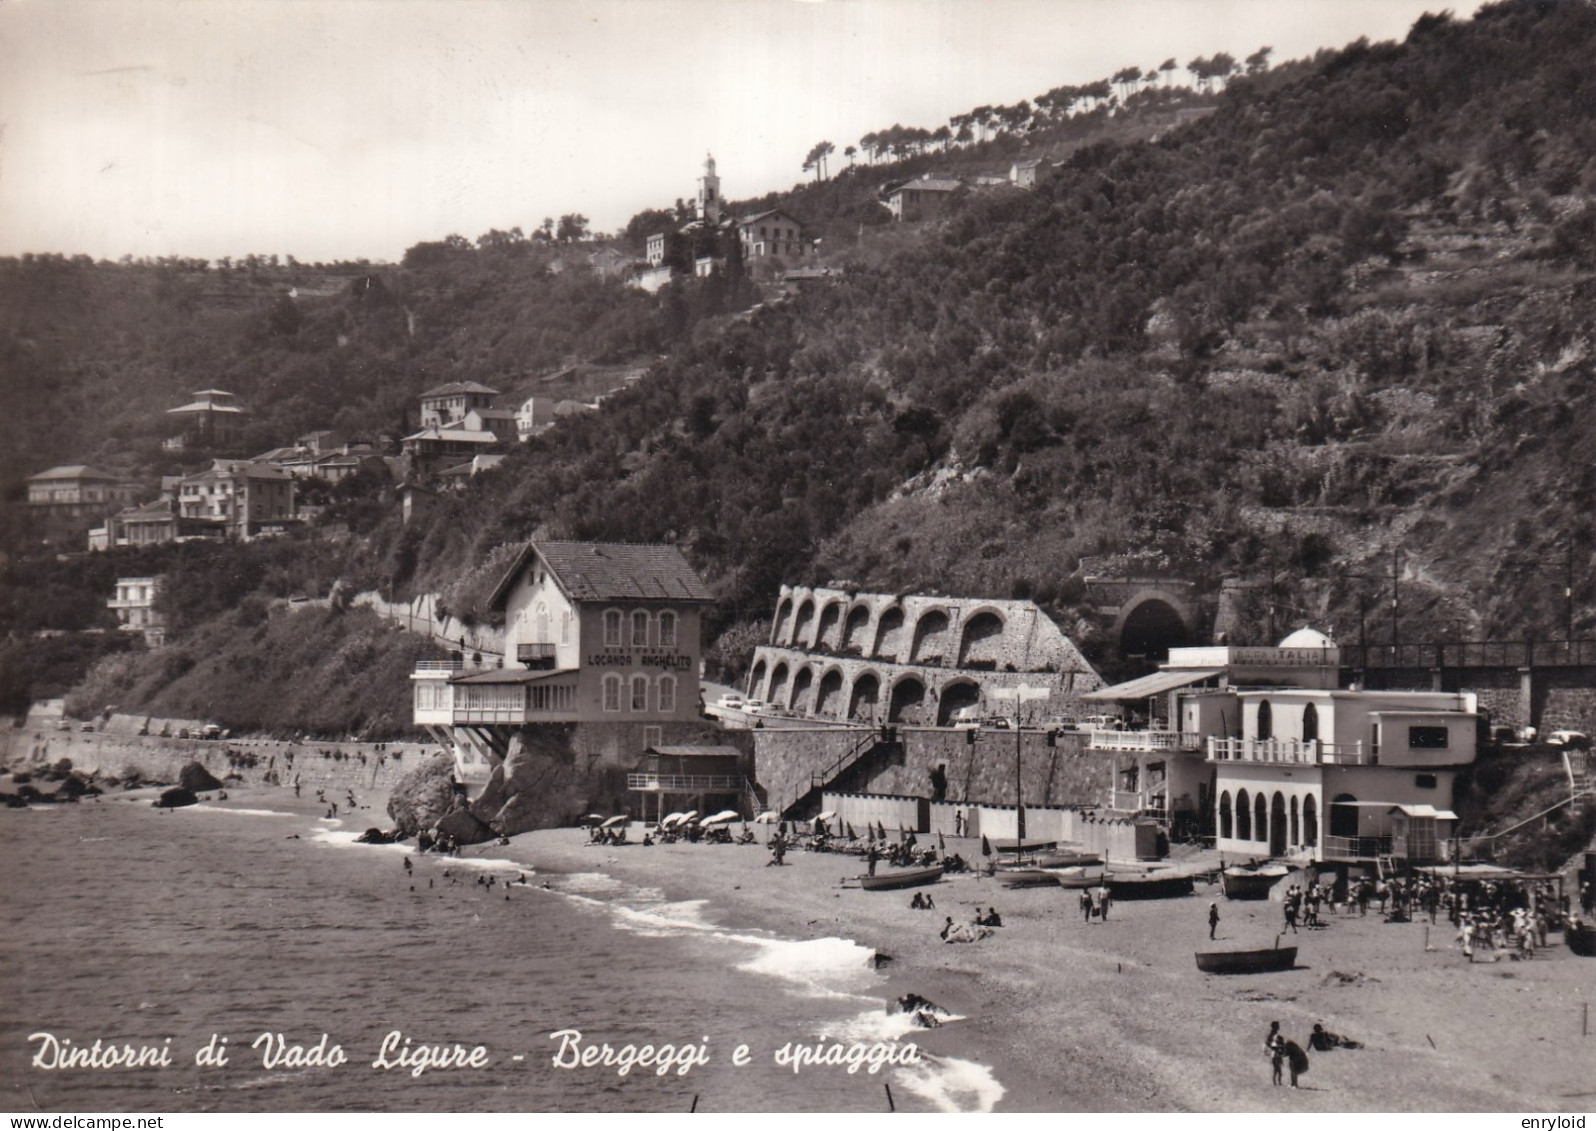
999,868,1063,888
1051,866,1109,889
858,865,944,891
1194,944,1298,974
1035,851,1103,869
1105,872,1196,900
1221,864,1291,900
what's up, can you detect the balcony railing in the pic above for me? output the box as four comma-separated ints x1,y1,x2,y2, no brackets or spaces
628,773,748,792
1207,737,1368,765
415,660,464,673
1351,638,1596,670
517,642,557,669
1088,729,1203,753
1321,834,1392,860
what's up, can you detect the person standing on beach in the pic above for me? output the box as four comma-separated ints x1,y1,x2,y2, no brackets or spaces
1266,1022,1284,1086
867,842,879,877
1080,889,1092,922
1208,899,1221,940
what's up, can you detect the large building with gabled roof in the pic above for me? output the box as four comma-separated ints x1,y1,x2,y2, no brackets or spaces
418,381,500,429
165,389,247,449
412,541,719,789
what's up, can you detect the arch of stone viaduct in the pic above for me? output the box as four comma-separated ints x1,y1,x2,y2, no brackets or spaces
747,585,1103,725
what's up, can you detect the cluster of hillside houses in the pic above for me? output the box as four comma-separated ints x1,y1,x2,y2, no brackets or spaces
25,379,607,552
27,154,1052,551
630,154,1051,292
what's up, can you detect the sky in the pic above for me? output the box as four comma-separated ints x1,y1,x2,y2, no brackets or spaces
0,0,1487,266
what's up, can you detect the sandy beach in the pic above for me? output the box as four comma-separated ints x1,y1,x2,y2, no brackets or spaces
412,813,1593,1112
7,764,1593,1113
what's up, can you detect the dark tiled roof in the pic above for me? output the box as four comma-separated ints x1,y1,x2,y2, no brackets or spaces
540,541,712,602
420,381,500,398
490,541,712,608
28,464,122,481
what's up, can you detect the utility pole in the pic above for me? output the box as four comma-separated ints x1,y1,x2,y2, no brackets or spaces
1391,547,1401,652
992,684,1049,845
1567,542,1575,644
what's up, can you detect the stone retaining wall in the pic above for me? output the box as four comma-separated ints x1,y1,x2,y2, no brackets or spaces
752,725,1110,816
1,721,427,802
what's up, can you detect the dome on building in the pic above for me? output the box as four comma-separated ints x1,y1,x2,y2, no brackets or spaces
1278,626,1335,649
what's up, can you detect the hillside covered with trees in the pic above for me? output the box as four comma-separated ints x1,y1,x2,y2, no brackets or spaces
6,0,1596,722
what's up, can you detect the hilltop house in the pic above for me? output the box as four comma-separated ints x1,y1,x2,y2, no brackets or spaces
109,577,166,647
176,460,296,539
515,395,559,441
90,498,224,550
164,389,247,450
400,425,500,475
883,176,963,221
736,209,808,260
1010,159,1048,188
460,407,520,445
29,465,139,543
412,541,716,788
27,465,136,512
418,381,500,429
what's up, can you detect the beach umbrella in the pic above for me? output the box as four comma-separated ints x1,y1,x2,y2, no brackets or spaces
938,831,946,852
601,815,628,828
981,834,993,857
703,810,740,826
661,811,686,828
846,822,858,840
753,811,778,824
817,810,838,822
681,810,699,823
581,813,605,825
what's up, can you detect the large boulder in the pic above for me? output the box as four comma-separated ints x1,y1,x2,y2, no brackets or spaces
155,787,198,809
435,805,495,846
468,729,594,836
386,753,457,837
179,763,224,792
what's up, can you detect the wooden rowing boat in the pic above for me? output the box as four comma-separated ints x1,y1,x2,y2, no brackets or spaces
1105,872,1196,900
999,868,1063,888
1194,943,1298,974
1221,865,1290,900
1035,851,1103,869
858,864,944,891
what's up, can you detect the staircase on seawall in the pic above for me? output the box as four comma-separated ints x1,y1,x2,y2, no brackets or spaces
780,726,903,822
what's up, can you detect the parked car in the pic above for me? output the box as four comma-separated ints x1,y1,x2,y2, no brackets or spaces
950,706,983,729
1076,714,1124,731
983,716,1013,730
78,722,94,733
715,694,746,711
742,699,767,714
1546,730,1591,749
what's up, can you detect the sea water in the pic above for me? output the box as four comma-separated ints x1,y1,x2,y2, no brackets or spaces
0,798,1001,1113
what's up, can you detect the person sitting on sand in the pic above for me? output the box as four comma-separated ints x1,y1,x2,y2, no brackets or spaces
910,892,925,910
1308,1023,1362,1051
939,916,955,941
923,893,935,910
978,907,1002,928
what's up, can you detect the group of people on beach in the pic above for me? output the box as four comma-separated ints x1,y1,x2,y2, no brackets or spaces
1078,885,1112,922
1280,882,1328,932
939,908,1002,944
1265,1019,1363,1088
